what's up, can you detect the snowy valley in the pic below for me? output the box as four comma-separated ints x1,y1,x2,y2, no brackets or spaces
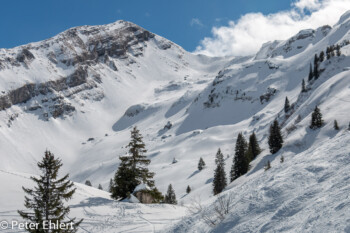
1,10,350,233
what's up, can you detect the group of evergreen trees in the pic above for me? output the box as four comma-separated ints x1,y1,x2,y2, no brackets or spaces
326,44,341,59
213,132,262,195
212,104,329,195
309,44,342,83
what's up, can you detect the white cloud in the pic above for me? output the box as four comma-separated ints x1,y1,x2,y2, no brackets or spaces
195,0,350,57
190,18,204,28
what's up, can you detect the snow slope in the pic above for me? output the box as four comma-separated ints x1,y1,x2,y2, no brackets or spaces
0,10,350,233
0,170,187,232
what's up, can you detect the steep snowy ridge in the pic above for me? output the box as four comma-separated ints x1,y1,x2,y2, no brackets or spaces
0,11,350,233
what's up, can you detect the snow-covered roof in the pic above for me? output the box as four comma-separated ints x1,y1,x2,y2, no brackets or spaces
133,183,151,193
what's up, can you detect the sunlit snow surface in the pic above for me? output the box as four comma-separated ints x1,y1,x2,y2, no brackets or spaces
1,11,350,233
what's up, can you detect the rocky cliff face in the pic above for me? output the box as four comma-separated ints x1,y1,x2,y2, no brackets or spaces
0,21,164,119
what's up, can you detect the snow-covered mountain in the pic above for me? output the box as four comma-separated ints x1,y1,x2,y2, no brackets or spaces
1,10,350,233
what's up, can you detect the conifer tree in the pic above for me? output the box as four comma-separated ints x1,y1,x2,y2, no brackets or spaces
326,47,331,59
310,106,324,129
314,54,319,66
186,185,191,194
246,132,261,162
108,178,113,193
111,126,156,200
198,157,206,170
284,97,291,113
264,160,271,171
319,51,325,62
268,120,284,154
164,184,177,204
330,45,335,57
280,156,284,163
313,54,319,79
308,63,313,81
85,180,92,186
301,79,307,93
98,184,103,190
336,44,341,56
18,150,82,233
334,120,339,130
230,133,248,182
213,148,227,195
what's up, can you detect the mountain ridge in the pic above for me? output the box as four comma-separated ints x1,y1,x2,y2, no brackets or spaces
0,11,350,233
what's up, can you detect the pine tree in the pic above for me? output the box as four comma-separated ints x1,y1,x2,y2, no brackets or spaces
336,44,341,56
18,150,82,233
280,156,284,163
198,157,206,170
85,180,92,186
268,120,284,154
326,47,331,59
108,178,113,193
284,97,291,113
230,133,248,182
308,63,313,81
330,45,335,57
264,160,271,171
319,51,325,62
164,184,177,204
186,185,191,194
245,132,261,162
310,106,324,129
313,54,319,79
111,155,137,200
334,120,339,130
301,79,307,93
98,184,103,190
111,126,156,200
213,148,227,195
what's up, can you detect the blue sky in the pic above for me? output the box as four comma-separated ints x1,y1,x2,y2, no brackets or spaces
0,0,294,51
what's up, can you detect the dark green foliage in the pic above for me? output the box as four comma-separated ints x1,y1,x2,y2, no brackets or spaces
108,179,113,193
313,54,319,79
164,184,177,204
213,148,227,195
186,185,191,194
308,63,313,81
141,188,164,203
301,79,307,93
230,133,248,182
326,47,331,59
111,156,137,200
314,54,319,65
264,160,271,171
85,180,92,186
284,97,290,113
98,184,103,190
198,157,206,170
268,120,284,154
334,120,339,130
310,106,324,129
246,132,261,162
336,44,341,56
319,51,325,62
18,150,82,233
111,126,156,200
